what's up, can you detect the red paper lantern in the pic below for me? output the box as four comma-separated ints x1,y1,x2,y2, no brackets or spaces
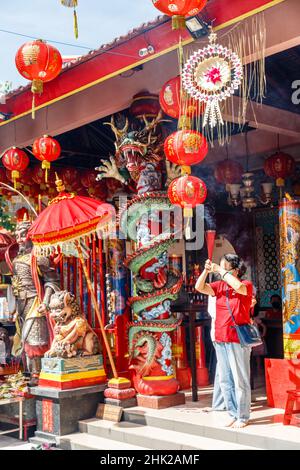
2,147,29,188
29,183,43,199
0,168,8,196
264,151,296,187
15,40,62,118
58,167,79,191
214,160,243,185
168,175,207,209
159,76,203,120
32,165,46,188
164,130,208,166
81,169,98,189
90,182,108,201
129,91,160,120
32,135,61,183
81,169,108,199
152,0,207,28
160,77,181,118
106,177,124,197
292,180,300,197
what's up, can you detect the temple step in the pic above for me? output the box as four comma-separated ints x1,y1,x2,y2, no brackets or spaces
59,432,149,451
71,418,259,450
123,407,300,450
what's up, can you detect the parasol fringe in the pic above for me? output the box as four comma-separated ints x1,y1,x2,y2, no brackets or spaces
33,235,92,259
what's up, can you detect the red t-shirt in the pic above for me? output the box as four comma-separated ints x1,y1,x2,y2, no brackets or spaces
210,280,253,343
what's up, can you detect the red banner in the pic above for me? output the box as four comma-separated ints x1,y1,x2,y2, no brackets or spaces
42,398,54,433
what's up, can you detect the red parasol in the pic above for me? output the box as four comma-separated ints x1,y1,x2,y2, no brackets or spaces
28,190,111,256
27,175,120,380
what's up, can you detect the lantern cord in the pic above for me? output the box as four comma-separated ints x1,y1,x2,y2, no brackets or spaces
245,130,249,172
0,182,38,217
32,95,36,120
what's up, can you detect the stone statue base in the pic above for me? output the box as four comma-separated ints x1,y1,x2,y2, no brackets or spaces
104,377,137,408
136,392,185,409
38,355,107,390
29,384,106,445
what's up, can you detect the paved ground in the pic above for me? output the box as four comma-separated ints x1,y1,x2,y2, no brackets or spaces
0,435,33,450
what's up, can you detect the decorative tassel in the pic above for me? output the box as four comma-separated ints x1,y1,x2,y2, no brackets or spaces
31,79,43,120
73,8,78,39
178,115,191,130
61,0,79,39
181,165,191,176
38,194,42,214
184,207,193,240
41,161,51,183
172,15,186,30
32,95,35,120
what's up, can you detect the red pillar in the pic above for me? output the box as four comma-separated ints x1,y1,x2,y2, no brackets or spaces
172,325,191,390
195,326,209,386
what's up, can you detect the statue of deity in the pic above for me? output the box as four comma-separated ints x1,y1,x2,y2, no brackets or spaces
8,217,60,385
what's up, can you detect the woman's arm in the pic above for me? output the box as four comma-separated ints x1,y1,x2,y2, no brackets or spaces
195,260,216,296
212,264,247,296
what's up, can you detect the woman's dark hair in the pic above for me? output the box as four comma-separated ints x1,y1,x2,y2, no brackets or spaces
220,253,247,278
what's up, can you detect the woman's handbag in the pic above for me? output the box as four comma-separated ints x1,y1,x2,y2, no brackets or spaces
226,289,262,348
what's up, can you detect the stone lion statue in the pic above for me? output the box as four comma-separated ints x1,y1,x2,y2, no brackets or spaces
45,291,101,358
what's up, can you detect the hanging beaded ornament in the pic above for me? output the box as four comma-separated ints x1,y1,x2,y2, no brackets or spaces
182,30,243,129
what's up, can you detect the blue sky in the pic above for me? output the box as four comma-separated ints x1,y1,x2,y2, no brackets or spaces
0,0,158,88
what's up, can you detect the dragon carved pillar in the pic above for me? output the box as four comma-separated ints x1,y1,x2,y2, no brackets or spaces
96,111,183,395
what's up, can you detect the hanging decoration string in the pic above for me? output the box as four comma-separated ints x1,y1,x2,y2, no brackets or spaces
181,13,266,146
61,0,79,39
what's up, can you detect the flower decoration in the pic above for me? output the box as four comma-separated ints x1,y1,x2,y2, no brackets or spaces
182,30,243,129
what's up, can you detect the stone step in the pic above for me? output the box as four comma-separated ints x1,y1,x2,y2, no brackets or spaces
60,432,149,451
78,419,260,450
123,409,300,450
29,436,56,446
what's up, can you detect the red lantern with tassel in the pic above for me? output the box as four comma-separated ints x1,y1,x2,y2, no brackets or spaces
2,147,29,188
264,151,295,187
214,160,243,185
32,135,61,183
152,0,207,29
168,174,207,238
164,129,208,166
168,174,207,209
15,40,62,119
159,76,204,120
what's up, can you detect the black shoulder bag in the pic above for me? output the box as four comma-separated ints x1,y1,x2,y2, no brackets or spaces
225,288,262,348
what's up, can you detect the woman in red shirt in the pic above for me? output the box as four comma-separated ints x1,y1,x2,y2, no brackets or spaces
196,254,253,428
